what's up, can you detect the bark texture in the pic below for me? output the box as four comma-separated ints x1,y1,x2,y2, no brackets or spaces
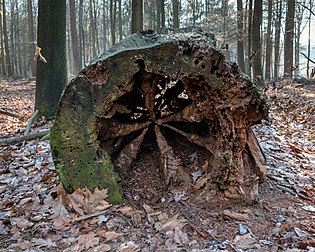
51,31,267,204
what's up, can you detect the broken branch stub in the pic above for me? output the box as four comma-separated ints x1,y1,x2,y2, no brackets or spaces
50,31,268,204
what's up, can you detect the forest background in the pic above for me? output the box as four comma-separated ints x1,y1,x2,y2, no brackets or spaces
0,0,314,82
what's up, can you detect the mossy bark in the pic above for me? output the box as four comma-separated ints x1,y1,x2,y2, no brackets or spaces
51,30,268,204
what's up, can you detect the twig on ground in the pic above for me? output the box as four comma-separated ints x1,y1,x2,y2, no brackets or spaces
0,108,25,121
24,110,39,136
0,129,50,146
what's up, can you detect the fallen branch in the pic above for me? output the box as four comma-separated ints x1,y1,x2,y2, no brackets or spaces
0,108,25,121
24,110,39,136
0,129,50,146
300,52,315,65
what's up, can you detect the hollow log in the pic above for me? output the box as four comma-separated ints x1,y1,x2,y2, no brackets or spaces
50,31,268,204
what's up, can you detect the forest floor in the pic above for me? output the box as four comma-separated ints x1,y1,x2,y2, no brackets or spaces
0,78,315,252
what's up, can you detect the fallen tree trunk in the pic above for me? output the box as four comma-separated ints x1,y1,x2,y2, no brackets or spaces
50,31,268,204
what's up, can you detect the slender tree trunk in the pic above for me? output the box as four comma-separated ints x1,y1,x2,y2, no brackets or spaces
78,0,84,68
89,0,97,56
237,0,245,72
69,0,81,74
247,0,253,76
0,0,5,76
251,0,262,82
156,0,161,30
161,0,165,29
274,0,282,79
102,0,108,51
3,0,12,77
283,0,295,77
27,0,36,76
15,1,22,76
10,2,16,75
110,0,117,44
306,0,313,77
131,0,143,33
265,0,272,80
118,0,123,41
173,0,180,28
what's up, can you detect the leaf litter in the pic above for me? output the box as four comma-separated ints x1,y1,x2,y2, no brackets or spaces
0,79,315,251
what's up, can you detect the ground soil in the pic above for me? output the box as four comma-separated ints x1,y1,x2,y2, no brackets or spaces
0,79,314,252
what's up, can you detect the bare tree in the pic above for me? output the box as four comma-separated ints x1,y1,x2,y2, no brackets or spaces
251,0,262,81
35,0,67,117
283,0,295,77
131,0,143,33
274,0,282,79
69,0,81,74
237,0,245,72
265,0,273,80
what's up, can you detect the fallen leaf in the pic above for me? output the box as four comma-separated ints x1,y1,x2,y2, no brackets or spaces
31,238,56,248
77,232,100,250
174,227,189,245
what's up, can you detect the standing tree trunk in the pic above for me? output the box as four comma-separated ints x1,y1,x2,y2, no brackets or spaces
78,0,84,67
0,0,5,76
27,0,36,77
131,0,143,33
265,0,272,80
3,0,12,77
35,0,67,117
69,0,81,74
247,0,253,76
51,31,267,205
283,0,295,77
110,0,117,45
173,0,180,28
251,0,262,82
237,0,245,72
274,0,282,79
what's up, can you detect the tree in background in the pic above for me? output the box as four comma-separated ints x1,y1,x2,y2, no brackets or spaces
131,0,144,33
283,0,295,77
69,0,81,74
236,0,245,72
35,0,67,117
251,0,262,81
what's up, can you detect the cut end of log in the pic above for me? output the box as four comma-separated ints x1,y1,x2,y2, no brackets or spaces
51,31,268,204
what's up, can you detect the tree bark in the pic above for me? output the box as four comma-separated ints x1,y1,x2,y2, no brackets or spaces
265,0,272,80
274,0,282,79
246,0,253,76
131,0,143,33
27,0,36,77
251,0,262,82
35,0,67,117
3,0,12,77
173,0,180,28
283,0,295,77
69,0,81,74
237,0,245,72
51,31,267,205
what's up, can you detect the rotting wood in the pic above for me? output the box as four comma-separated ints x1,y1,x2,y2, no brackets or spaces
51,30,268,204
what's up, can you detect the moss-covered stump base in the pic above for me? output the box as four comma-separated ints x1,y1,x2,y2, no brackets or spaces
50,30,268,204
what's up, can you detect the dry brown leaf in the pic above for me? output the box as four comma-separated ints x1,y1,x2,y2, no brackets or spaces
114,205,137,217
174,227,189,245
77,232,100,250
10,216,33,230
97,230,124,241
